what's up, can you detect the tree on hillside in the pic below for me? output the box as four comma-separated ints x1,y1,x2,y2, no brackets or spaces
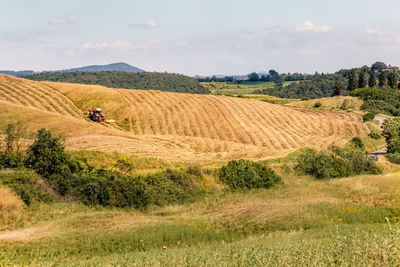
248,72,259,82
371,62,388,72
379,71,387,87
25,128,66,177
272,75,283,86
388,71,398,89
269,70,279,77
368,71,377,87
358,72,367,88
347,69,358,91
334,81,343,96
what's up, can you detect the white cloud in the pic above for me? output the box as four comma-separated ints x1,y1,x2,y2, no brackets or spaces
47,18,73,25
80,40,159,51
81,41,134,50
129,21,159,29
36,36,51,43
295,21,330,33
177,41,189,46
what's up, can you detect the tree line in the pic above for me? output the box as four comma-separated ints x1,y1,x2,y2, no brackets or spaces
26,71,210,94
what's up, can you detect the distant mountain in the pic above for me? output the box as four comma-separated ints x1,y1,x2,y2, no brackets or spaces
57,62,144,73
0,63,144,77
0,70,34,77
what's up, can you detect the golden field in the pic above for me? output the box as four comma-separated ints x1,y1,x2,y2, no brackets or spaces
0,74,369,161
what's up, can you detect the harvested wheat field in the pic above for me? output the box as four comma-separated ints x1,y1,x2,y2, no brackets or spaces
0,74,369,160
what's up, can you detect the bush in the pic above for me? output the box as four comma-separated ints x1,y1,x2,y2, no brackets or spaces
387,137,400,154
350,137,365,150
25,128,66,177
296,149,352,179
344,151,382,175
218,160,281,191
0,169,55,205
368,132,381,140
313,102,322,108
297,149,381,179
386,153,400,164
363,112,377,122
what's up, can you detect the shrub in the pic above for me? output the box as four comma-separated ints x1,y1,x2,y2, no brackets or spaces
296,149,352,179
218,160,281,191
368,132,381,140
344,151,382,175
25,128,66,177
386,153,400,164
313,102,322,108
296,149,381,179
387,137,400,154
0,170,55,205
363,112,377,122
349,137,365,150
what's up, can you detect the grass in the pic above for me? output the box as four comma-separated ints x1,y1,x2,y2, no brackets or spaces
203,81,297,95
2,166,400,265
0,185,24,212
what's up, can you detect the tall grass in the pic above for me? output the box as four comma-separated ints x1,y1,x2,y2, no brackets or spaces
0,185,24,212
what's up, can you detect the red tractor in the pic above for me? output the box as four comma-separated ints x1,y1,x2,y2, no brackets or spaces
87,108,106,122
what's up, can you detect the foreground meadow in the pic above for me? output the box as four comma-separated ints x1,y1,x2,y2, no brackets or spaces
1,161,400,266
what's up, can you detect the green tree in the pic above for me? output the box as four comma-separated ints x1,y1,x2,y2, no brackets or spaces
368,71,377,87
358,72,367,88
334,81,343,95
378,71,387,87
371,62,387,72
25,128,66,177
388,71,398,89
248,72,259,82
347,69,357,91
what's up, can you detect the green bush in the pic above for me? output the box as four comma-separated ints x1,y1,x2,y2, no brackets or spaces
0,169,55,205
386,153,400,164
349,137,365,150
313,102,322,108
296,149,352,179
25,128,67,177
296,149,381,179
218,160,281,191
363,112,377,122
368,132,381,140
387,137,400,154
344,151,382,175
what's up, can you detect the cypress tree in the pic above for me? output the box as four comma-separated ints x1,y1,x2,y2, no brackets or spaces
347,69,357,91
368,71,377,87
334,81,343,96
358,72,367,88
378,71,387,87
388,71,398,89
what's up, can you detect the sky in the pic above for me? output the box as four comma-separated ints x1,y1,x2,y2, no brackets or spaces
1,0,400,75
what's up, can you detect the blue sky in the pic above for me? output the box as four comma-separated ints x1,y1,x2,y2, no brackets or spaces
1,0,400,75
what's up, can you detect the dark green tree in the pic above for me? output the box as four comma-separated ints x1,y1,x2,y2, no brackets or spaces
334,81,343,96
268,69,278,77
379,71,387,87
388,71,398,89
371,62,387,72
347,69,357,91
368,71,377,87
358,71,367,88
25,128,66,177
248,72,259,82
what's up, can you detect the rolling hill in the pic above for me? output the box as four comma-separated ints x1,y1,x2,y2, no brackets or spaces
0,74,369,161
56,62,144,73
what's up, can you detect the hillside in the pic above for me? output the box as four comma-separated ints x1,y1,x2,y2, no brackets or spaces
0,74,369,161
56,62,144,73
25,71,209,94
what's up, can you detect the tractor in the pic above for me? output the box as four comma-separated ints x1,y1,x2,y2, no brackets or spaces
87,108,106,122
